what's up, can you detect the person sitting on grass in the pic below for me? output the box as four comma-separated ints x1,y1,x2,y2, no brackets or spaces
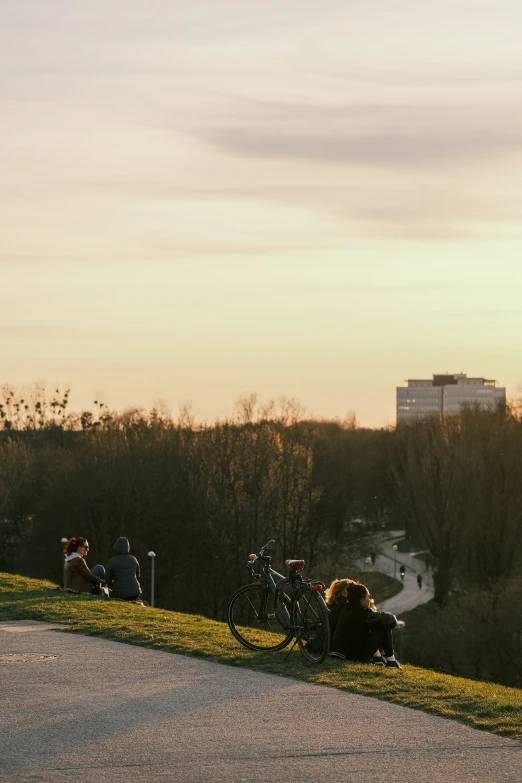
105,537,142,602
63,537,106,595
329,581,401,669
324,578,355,638
304,577,354,654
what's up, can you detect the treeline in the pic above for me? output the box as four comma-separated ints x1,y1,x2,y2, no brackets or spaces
393,408,522,685
1,385,521,684
0,390,392,618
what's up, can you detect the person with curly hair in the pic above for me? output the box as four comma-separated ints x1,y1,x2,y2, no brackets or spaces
325,578,355,638
303,577,354,655
329,581,401,669
63,537,106,594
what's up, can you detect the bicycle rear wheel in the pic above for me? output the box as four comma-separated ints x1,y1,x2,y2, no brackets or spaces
227,583,293,652
292,587,330,663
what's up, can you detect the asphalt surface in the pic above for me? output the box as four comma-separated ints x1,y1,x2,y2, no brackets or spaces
0,621,520,782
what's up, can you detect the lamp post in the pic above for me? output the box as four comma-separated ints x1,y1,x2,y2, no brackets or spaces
148,551,156,607
393,544,398,579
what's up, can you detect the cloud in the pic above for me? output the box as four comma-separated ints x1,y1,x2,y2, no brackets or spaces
192,100,522,168
201,128,510,166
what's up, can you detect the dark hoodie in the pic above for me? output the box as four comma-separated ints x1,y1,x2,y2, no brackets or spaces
326,597,347,639
105,537,141,599
331,605,397,660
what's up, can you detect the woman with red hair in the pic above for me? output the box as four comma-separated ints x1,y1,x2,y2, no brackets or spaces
63,537,105,594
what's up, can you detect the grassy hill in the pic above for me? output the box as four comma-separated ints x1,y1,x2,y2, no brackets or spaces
1,572,520,741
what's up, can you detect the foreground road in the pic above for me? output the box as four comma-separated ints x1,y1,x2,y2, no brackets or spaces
0,621,520,783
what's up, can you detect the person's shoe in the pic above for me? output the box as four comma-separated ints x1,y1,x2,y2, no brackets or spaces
371,655,386,666
386,659,402,669
328,651,347,659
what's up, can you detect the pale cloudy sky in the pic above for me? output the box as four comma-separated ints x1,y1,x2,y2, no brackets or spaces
1,1,522,425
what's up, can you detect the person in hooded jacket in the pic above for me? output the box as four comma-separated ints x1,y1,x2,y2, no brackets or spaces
105,537,142,601
329,581,401,668
63,537,105,594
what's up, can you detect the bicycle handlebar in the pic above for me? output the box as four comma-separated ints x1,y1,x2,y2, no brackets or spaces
258,539,275,558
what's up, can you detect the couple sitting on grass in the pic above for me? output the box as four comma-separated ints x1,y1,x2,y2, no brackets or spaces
63,536,143,603
325,578,401,669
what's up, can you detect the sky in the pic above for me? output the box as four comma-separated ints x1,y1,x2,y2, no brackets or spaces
1,0,522,426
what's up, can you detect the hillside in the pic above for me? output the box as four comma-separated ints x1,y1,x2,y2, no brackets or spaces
0,572,520,741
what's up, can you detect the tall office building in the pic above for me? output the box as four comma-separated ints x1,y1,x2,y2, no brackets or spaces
396,373,506,423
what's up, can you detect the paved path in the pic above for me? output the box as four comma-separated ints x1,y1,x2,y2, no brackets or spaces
0,621,520,782
361,531,435,615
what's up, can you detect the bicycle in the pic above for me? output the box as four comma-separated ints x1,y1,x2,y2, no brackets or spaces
227,539,330,663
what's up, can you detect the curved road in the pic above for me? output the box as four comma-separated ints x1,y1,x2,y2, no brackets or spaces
362,532,435,615
0,621,520,782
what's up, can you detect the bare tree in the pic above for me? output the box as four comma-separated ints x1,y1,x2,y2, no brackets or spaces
392,414,474,603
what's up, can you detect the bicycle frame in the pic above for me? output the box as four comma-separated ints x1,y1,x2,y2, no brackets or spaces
246,543,328,631
228,539,331,662
248,553,292,627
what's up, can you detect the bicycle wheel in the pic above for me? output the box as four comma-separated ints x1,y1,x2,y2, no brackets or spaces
227,583,294,652
292,587,330,663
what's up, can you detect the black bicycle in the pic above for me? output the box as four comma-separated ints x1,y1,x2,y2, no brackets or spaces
227,539,330,663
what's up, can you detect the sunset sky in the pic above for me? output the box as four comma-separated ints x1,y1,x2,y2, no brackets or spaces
2,1,522,426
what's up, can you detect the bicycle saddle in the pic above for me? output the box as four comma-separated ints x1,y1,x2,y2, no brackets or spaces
285,559,305,573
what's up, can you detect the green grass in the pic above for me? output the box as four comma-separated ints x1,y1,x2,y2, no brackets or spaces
1,572,521,741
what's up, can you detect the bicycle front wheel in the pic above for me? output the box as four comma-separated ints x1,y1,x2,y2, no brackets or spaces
292,588,330,663
227,583,294,652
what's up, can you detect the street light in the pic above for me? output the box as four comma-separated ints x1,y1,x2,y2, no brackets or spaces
393,544,398,579
148,551,156,607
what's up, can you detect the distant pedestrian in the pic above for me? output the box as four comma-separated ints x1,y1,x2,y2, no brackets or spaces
63,537,106,594
417,573,423,589
399,564,405,581
370,552,376,566
105,537,142,601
